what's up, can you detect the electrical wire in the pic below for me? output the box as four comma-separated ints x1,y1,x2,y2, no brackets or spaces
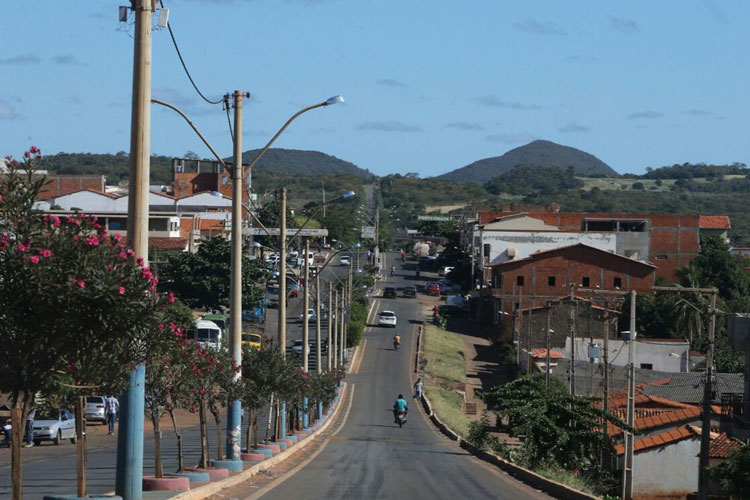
159,0,223,105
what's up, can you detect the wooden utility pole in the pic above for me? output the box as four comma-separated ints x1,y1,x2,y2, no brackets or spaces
327,284,333,371
11,407,21,500
118,1,152,497
698,291,717,500
602,304,610,433
303,239,310,373
315,272,323,374
333,289,339,368
75,397,86,497
279,188,287,356
622,291,637,500
545,307,552,389
569,285,576,396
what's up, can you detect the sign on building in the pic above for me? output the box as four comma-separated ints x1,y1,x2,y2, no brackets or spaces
361,225,376,239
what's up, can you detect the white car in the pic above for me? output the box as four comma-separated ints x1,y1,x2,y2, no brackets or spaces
299,308,316,323
378,310,397,328
32,409,77,446
340,256,351,266
438,266,455,277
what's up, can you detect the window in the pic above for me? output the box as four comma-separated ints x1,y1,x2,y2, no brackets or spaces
548,276,556,287
582,277,590,287
516,276,524,287
656,254,668,260
640,363,653,370
614,277,622,288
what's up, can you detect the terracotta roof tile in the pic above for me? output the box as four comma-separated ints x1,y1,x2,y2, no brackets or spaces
709,433,742,459
699,215,731,229
614,425,698,456
530,348,564,359
148,237,188,251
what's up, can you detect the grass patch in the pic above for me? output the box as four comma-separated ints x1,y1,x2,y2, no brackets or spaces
536,467,617,498
425,386,470,437
423,324,466,385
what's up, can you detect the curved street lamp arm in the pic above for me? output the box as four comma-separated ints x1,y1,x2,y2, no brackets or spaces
246,101,329,172
151,98,228,171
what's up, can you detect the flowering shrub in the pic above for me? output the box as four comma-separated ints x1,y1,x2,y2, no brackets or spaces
0,149,172,412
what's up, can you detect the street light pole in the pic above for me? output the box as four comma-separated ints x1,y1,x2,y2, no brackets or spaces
278,188,287,440
302,239,310,428
327,283,333,371
226,90,244,462
316,272,322,375
333,288,339,368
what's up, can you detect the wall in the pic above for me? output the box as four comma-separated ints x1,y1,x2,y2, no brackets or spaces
630,438,700,498
479,230,617,266
565,337,689,373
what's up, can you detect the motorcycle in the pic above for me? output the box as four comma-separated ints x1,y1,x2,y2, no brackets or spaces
390,266,395,276
396,411,407,428
393,340,400,351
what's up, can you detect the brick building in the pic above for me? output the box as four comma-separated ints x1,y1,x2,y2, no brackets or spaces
35,174,106,200
474,211,730,281
171,158,250,202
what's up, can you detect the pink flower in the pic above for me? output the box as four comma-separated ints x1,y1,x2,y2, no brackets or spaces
52,216,60,228
120,252,127,260
0,194,3,203
17,244,28,252
24,151,30,159
119,287,126,295
39,249,52,258
157,324,165,330
126,249,135,257
73,235,80,242
85,235,99,246
29,255,40,264
29,145,40,154
114,234,122,242
167,292,175,304
77,281,85,288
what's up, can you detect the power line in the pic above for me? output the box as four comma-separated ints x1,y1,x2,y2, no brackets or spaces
159,0,223,105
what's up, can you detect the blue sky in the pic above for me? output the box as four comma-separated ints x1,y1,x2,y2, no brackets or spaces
1,0,748,177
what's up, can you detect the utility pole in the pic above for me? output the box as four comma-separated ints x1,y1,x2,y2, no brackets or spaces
602,304,610,441
118,1,152,498
226,90,244,462
327,284,333,371
622,290,637,500
569,285,576,396
315,272,322,374
698,291,717,500
302,239,310,428
278,188,287,440
333,288,339,368
545,306,552,389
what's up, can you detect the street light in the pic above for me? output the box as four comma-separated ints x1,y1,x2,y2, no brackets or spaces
151,94,344,459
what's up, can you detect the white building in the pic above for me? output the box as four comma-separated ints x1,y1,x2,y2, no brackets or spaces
565,336,690,373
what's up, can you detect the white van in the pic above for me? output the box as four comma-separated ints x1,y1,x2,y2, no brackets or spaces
186,319,222,350
297,252,315,269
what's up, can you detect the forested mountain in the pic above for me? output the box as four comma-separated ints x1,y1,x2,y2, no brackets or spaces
240,148,373,179
439,140,618,183
38,152,174,185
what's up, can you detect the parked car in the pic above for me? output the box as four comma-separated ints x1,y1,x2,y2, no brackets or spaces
438,266,455,277
84,396,107,424
32,409,77,446
427,283,441,296
438,304,467,317
402,286,416,298
383,287,397,299
339,256,351,266
291,339,305,357
242,332,263,350
438,281,462,295
378,310,397,328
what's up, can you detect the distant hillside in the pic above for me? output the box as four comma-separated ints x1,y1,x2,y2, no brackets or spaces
240,148,373,180
439,140,618,183
38,152,174,185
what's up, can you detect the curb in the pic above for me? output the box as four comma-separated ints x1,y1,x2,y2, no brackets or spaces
165,382,349,500
420,391,601,500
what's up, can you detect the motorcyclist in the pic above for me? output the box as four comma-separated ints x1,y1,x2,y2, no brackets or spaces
393,333,401,350
393,394,408,424
391,265,396,276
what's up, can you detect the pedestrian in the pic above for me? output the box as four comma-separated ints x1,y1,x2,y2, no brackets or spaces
432,305,439,318
2,417,11,447
24,408,35,447
413,378,423,399
106,395,119,435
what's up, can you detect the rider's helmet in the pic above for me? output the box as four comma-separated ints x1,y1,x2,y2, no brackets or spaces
398,394,403,399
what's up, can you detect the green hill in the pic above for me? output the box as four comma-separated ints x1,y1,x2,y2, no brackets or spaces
439,140,618,183
240,148,373,180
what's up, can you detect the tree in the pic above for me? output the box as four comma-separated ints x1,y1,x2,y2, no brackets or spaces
159,236,269,310
0,148,171,498
480,375,628,471
707,443,750,499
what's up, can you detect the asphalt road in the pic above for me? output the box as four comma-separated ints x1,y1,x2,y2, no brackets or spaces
257,253,552,500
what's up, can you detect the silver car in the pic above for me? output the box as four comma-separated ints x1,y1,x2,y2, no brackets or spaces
85,396,107,424
32,409,76,445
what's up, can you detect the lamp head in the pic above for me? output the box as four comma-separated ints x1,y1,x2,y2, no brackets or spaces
342,190,355,199
324,95,345,106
